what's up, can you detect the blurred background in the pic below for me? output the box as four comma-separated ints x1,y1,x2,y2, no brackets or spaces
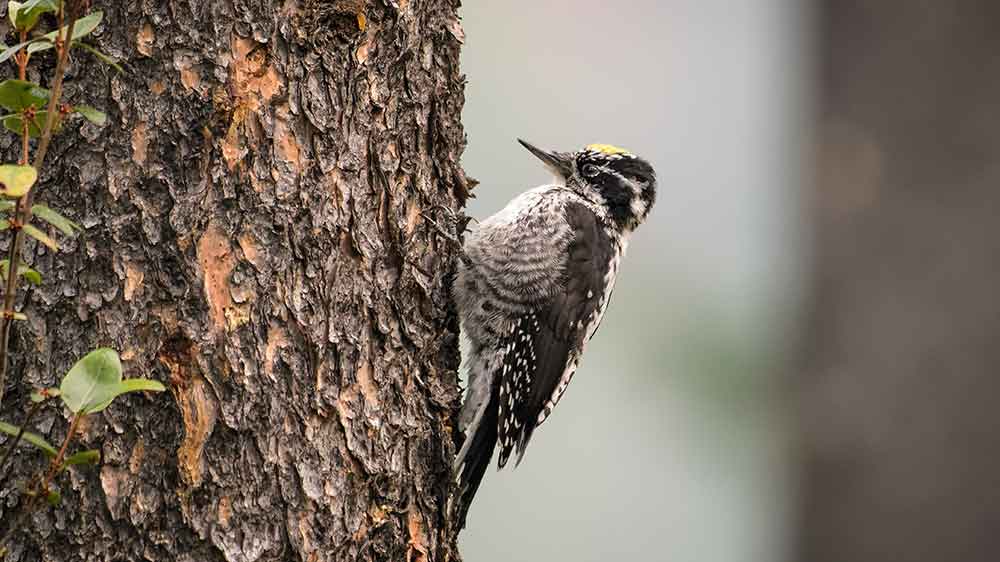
458,1,1000,561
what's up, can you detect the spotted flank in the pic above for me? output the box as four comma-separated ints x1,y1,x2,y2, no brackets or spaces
585,143,633,157
497,313,541,468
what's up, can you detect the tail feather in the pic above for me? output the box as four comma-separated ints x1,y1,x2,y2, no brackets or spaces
452,391,498,529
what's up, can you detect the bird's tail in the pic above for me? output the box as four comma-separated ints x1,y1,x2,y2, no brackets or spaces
451,383,499,529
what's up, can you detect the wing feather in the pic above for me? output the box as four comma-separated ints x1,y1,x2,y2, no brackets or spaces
496,201,616,467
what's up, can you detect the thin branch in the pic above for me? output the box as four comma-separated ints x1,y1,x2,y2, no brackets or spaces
0,3,80,409
41,411,79,484
20,118,29,165
31,4,76,174
0,411,81,551
17,30,27,81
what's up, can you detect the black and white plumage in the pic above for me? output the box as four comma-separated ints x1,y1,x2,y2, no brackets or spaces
450,140,656,528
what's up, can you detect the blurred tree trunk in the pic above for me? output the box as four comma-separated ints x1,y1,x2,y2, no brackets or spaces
0,1,469,561
797,2,1000,561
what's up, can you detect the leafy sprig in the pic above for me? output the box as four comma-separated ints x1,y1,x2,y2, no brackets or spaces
0,2,163,556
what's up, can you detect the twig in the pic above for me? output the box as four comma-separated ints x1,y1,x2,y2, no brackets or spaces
0,411,81,550
30,2,76,174
17,30,27,81
41,411,79,484
17,30,29,166
0,3,80,409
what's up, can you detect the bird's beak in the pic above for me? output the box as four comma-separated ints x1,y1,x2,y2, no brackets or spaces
518,139,574,180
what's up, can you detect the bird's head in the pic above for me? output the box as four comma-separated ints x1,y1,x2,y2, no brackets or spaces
518,139,656,232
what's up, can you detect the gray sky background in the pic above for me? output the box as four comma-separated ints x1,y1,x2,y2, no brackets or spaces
457,1,809,561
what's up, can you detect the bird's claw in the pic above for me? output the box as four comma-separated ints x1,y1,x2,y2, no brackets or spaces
422,205,472,248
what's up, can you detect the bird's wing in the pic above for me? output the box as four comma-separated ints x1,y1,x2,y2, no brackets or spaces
495,200,616,468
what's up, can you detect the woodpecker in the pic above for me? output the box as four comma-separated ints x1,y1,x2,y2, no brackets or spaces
451,139,656,528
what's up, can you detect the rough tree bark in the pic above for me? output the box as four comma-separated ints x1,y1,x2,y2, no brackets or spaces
0,1,470,561
797,2,1000,561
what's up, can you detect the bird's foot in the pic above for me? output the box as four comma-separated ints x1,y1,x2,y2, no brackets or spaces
422,205,473,254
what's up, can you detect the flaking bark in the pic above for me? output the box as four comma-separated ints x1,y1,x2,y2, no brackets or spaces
0,1,470,561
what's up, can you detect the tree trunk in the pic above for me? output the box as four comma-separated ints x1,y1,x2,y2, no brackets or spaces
1,1,469,561
797,2,1000,561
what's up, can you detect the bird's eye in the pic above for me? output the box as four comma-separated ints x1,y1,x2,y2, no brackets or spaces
581,164,599,178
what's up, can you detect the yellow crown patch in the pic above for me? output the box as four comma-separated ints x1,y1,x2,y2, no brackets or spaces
585,143,632,156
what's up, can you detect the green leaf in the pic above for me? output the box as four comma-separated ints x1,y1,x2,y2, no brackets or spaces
6,1,18,26
72,104,106,126
29,387,59,402
9,0,58,32
0,163,37,197
31,204,78,236
44,489,60,506
117,378,166,394
0,200,15,212
28,11,103,54
23,223,58,250
0,219,9,230
0,259,43,285
0,79,49,111
0,39,39,64
75,42,123,74
59,348,123,414
0,420,57,457
19,266,40,284
63,449,100,467
85,378,166,414
2,110,59,138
